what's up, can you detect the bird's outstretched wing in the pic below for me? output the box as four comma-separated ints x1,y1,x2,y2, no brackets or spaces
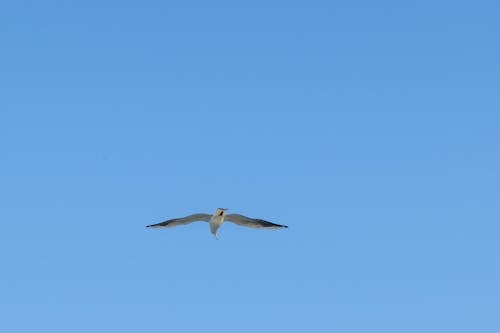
146,213,211,228
224,214,288,229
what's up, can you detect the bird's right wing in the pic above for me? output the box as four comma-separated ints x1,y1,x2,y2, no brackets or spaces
146,213,211,228
224,214,288,229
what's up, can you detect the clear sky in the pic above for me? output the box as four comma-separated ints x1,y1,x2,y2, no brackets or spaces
1,1,499,332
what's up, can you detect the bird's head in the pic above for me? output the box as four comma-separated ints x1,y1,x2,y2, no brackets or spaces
216,208,228,216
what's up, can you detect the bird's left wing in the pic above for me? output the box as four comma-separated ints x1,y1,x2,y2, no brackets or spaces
146,213,211,228
224,214,288,229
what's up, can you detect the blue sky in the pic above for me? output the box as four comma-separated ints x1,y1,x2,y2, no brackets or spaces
1,1,499,332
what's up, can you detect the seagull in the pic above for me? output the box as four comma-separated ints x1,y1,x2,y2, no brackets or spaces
146,208,288,238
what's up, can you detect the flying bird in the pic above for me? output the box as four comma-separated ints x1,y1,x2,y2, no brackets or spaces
146,208,288,238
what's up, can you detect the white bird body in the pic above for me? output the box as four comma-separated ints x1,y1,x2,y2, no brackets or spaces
147,208,287,238
209,208,227,238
